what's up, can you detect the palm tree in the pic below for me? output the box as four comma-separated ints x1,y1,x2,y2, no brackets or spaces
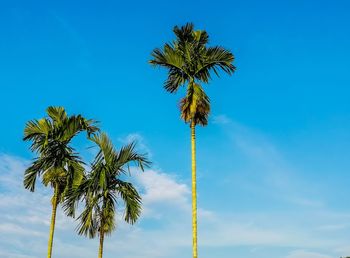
64,133,150,258
23,106,99,258
149,23,235,258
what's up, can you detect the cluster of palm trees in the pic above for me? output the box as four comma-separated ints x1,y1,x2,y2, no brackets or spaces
24,107,150,258
23,23,235,258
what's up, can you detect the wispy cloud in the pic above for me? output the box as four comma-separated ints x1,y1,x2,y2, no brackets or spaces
0,154,28,191
212,114,231,125
0,153,192,258
119,133,153,158
212,114,325,208
285,250,332,258
1,135,349,258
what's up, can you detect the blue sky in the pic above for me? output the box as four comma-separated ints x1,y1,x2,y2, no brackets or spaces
0,0,350,258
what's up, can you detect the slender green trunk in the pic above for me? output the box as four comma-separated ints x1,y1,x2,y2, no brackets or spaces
47,185,59,258
191,120,198,258
98,230,104,258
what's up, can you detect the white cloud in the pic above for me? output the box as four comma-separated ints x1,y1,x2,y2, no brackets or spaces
1,149,350,258
135,169,190,209
0,154,28,190
0,154,192,258
0,223,45,237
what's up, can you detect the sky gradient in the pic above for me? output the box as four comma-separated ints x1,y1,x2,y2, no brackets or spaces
1,0,350,258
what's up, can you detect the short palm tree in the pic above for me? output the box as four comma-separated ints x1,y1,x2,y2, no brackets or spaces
149,23,235,258
64,133,150,258
23,106,98,258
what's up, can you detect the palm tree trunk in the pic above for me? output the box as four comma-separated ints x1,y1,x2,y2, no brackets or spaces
47,185,59,258
191,120,198,258
98,230,104,258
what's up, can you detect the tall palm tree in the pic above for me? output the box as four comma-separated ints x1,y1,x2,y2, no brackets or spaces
23,106,99,258
149,23,235,258
64,133,150,258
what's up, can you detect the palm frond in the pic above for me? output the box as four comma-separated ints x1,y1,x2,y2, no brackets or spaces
180,82,210,126
23,118,52,152
63,177,90,217
46,106,67,126
150,43,188,93
90,133,116,166
173,23,195,43
115,141,151,174
195,46,236,82
115,179,141,224
62,159,85,201
193,30,209,46
164,68,188,93
76,193,100,238
84,119,100,137
24,161,41,191
101,194,117,235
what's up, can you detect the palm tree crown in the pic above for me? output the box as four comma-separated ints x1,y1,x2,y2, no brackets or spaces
64,133,150,258
149,22,236,125
23,106,99,194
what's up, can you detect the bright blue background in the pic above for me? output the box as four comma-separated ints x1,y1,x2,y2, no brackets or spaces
0,1,350,258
